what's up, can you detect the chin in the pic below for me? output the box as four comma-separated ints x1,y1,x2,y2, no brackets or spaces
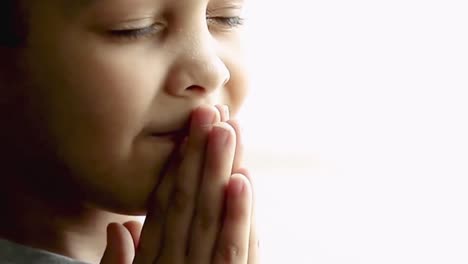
63,134,178,216
80,179,156,216
90,194,150,216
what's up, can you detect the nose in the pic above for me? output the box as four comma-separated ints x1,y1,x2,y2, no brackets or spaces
164,32,230,98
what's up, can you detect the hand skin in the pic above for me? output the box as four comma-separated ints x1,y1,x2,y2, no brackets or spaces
100,105,259,264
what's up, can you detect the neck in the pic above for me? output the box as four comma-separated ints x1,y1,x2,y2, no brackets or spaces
0,179,140,264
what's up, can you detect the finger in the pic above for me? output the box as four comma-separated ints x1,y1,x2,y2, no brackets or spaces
239,169,260,264
123,221,143,250
226,119,244,173
133,151,180,264
158,106,219,262
187,122,237,263
247,222,259,264
213,174,252,264
247,218,260,264
135,106,219,264
100,223,135,264
216,104,230,122
228,119,257,263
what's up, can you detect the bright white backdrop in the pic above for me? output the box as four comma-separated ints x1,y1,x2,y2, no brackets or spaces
238,1,468,263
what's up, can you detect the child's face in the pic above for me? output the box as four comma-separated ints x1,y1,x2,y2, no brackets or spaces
19,0,248,214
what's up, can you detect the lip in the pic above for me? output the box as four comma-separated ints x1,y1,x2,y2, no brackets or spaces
151,130,182,138
144,104,215,141
150,126,188,141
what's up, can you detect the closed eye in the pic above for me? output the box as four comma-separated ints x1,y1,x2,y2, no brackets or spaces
207,16,245,28
108,23,164,40
107,16,244,41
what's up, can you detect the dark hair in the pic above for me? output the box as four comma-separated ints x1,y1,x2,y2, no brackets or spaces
0,1,26,47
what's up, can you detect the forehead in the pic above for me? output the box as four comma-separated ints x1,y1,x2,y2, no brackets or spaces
64,0,94,9
56,0,243,17
53,0,93,15
65,0,240,9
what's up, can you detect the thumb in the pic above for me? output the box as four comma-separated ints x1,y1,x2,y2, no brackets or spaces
100,223,135,264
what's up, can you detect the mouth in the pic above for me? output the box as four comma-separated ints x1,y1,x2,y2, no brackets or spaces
144,112,193,142
150,127,188,141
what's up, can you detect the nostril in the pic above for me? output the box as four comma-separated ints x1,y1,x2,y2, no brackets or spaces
186,85,205,94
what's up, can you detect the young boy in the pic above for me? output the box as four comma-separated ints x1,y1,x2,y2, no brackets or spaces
0,0,258,263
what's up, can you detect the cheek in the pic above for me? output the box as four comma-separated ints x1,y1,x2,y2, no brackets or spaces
35,35,168,148
38,56,143,154
23,39,171,212
218,34,250,116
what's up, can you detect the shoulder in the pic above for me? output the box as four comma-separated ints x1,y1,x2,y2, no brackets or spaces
0,239,89,264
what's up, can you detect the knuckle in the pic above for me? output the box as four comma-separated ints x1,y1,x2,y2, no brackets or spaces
216,243,241,263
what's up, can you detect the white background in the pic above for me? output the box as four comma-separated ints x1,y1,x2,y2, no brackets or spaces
238,1,468,263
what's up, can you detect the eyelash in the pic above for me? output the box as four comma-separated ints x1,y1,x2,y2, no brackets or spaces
109,16,245,40
109,24,161,40
207,16,245,28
